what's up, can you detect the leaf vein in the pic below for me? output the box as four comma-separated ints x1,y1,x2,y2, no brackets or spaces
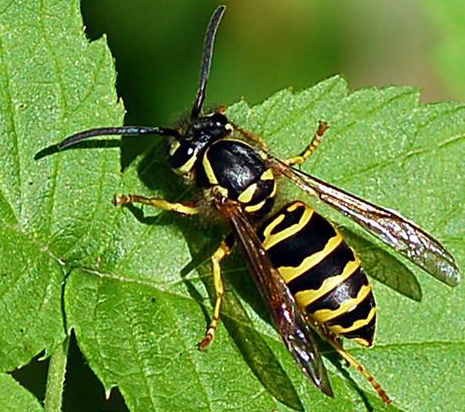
38,0,70,237
68,45,108,117
267,77,341,137
0,31,22,222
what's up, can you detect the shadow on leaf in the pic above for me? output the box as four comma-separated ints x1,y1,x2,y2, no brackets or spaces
191,251,305,412
34,140,121,161
125,147,307,411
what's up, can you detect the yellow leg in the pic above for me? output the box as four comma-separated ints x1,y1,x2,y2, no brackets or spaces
286,121,329,166
198,239,232,350
113,194,199,215
232,124,270,152
315,324,392,405
217,101,264,147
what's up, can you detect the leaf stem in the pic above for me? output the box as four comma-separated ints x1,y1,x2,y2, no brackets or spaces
44,336,70,412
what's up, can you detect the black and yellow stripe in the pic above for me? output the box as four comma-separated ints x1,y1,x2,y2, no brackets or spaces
258,201,376,347
198,139,277,218
168,140,198,175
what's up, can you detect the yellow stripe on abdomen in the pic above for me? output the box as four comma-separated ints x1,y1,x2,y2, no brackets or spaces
278,232,343,283
312,284,372,323
329,307,377,334
262,206,314,250
293,257,361,307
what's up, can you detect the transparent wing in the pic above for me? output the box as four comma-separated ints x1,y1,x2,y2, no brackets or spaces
271,157,461,287
217,200,333,397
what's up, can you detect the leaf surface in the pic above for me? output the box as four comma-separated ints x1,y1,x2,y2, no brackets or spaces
0,373,43,412
0,0,123,369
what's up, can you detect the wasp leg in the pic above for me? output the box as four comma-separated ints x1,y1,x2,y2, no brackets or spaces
232,124,270,152
322,330,391,404
285,121,329,166
113,194,199,215
198,236,233,350
216,102,267,149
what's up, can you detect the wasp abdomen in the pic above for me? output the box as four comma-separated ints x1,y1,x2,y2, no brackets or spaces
199,139,276,217
258,201,376,347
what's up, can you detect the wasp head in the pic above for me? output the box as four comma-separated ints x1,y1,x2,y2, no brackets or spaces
168,112,232,175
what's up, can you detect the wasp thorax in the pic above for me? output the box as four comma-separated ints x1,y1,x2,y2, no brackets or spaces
168,112,232,175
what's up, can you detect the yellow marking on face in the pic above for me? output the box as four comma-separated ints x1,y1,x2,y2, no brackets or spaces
329,307,377,334
202,153,218,184
312,284,372,323
244,199,266,213
278,232,343,282
260,169,274,180
169,141,181,156
262,206,314,251
238,183,258,203
294,257,361,307
174,154,197,175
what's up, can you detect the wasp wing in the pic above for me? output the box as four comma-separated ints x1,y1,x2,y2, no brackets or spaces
217,200,333,397
271,157,461,287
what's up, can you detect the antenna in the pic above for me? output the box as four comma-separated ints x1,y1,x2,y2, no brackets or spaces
55,6,226,150
57,126,180,149
190,5,226,120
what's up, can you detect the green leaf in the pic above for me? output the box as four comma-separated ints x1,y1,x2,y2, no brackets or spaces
0,373,44,412
0,3,464,412
0,0,122,399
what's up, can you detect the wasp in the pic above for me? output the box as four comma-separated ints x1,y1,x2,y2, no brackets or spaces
53,5,461,405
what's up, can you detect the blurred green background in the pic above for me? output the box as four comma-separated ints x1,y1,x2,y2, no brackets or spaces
81,0,464,129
